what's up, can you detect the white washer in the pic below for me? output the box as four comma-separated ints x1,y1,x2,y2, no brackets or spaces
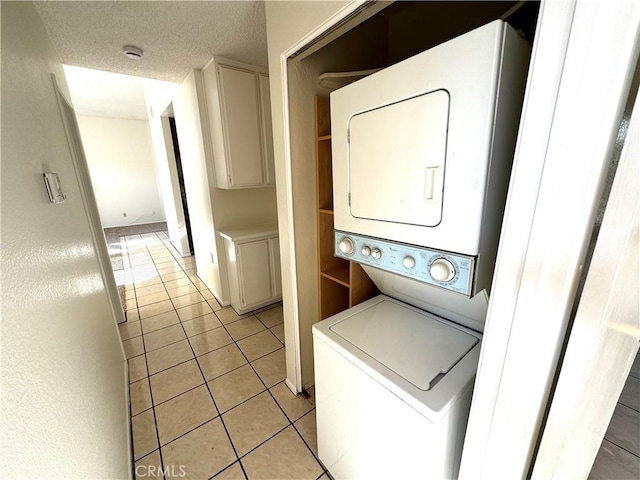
313,295,482,480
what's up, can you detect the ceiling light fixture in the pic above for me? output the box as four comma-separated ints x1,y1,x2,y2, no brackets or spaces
122,45,143,60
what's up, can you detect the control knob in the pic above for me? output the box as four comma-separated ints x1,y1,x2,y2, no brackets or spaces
403,256,416,269
371,248,382,260
429,258,456,282
339,237,354,255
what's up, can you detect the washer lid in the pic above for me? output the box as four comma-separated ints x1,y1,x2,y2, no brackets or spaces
329,299,478,390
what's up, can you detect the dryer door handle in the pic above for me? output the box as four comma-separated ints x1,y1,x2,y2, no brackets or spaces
424,166,440,201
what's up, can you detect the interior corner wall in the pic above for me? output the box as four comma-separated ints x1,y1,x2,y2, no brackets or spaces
265,0,356,391
77,115,166,228
0,2,129,478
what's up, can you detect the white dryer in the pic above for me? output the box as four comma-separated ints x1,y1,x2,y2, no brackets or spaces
313,20,531,480
330,19,531,296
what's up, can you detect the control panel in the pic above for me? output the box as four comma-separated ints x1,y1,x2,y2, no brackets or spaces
335,231,476,296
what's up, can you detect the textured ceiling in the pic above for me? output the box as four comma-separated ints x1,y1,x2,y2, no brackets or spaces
35,1,268,83
63,65,149,120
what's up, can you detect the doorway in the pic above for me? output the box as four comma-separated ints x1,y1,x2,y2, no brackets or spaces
168,116,195,255
158,102,194,258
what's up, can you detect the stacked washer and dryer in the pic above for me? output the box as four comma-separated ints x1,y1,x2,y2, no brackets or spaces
312,20,531,479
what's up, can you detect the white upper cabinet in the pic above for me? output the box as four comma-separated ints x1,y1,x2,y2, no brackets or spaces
202,58,275,189
218,66,264,187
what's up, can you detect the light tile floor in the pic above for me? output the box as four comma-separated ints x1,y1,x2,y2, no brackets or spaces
114,231,327,480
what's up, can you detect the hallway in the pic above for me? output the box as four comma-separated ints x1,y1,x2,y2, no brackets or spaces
115,230,326,479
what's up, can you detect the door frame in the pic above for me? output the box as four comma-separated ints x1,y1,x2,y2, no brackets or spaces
459,1,640,477
277,0,384,396
159,108,192,257
51,74,127,328
167,115,195,255
275,0,640,475
531,54,640,479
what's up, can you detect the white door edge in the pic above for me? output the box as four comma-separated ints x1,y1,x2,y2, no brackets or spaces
461,0,640,477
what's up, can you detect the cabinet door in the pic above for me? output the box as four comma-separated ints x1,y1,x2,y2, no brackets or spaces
236,239,272,307
269,236,282,298
259,73,276,185
218,66,264,187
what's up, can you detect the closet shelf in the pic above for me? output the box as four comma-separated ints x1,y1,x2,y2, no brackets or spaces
321,264,350,287
316,95,378,321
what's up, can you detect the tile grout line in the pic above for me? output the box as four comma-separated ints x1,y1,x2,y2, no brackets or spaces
616,399,640,415
145,231,203,473
138,239,168,480
213,310,324,474
611,401,640,416
135,234,176,479
125,296,138,480
122,236,140,323
138,355,193,379
291,412,326,468
132,315,280,368
168,284,250,480
146,376,205,411
142,324,284,386
233,324,325,471
203,305,290,474
206,461,244,480
601,437,640,460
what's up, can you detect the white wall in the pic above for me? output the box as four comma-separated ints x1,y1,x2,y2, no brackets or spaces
0,2,129,478
77,115,165,227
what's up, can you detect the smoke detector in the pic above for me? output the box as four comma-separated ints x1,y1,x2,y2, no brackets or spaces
122,45,143,60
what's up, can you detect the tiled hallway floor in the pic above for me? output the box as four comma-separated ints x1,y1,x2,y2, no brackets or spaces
114,231,327,480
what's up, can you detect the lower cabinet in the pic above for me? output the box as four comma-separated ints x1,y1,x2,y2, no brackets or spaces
220,226,282,314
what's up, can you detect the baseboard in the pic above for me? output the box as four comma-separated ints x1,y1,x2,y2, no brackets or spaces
124,361,133,480
104,220,167,230
285,377,299,395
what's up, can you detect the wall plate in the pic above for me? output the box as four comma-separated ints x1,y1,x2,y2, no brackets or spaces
43,172,66,204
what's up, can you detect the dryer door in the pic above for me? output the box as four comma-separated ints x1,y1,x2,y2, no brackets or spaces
348,90,450,227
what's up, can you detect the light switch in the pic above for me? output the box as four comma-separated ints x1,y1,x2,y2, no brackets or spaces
43,172,66,204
